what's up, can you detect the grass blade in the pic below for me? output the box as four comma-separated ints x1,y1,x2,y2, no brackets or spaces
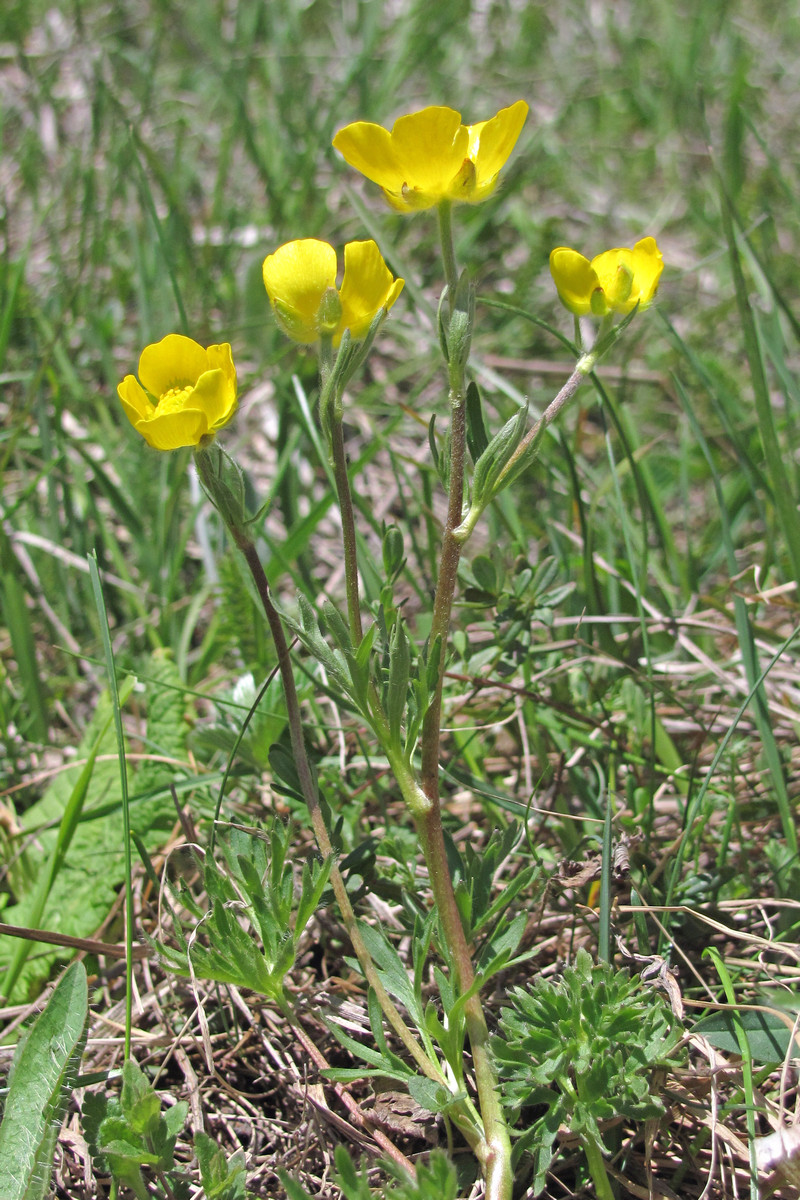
87,550,135,1058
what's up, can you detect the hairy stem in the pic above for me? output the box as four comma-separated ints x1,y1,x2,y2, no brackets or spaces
414,207,514,1200
438,200,458,300
494,361,589,492
455,360,594,544
328,410,363,644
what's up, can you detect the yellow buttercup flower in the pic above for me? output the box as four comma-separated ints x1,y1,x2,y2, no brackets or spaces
332,101,529,213
549,237,663,317
118,334,237,450
262,238,404,345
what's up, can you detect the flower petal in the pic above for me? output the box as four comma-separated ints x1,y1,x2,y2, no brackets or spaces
591,249,632,310
263,239,338,343
549,247,601,316
332,121,405,191
117,375,154,427
338,240,404,341
465,100,529,191
592,237,663,313
388,107,467,193
630,237,664,307
189,367,238,432
204,342,238,422
138,334,209,396
334,107,468,209
135,408,208,451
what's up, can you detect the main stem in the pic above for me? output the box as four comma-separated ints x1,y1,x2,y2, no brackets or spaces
328,412,364,645
415,206,513,1200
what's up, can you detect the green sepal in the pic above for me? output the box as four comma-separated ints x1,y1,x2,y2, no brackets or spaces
324,306,389,405
439,270,475,369
590,302,640,360
194,443,249,539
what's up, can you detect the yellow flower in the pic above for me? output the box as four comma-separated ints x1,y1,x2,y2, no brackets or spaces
549,237,663,317
262,238,404,345
117,334,237,450
332,101,529,212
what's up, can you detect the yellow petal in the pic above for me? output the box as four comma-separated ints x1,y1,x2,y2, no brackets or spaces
591,251,633,310
338,240,404,342
134,408,208,451
549,247,602,316
629,237,664,307
463,100,528,199
334,107,468,210
203,343,238,426
118,337,238,449
138,334,209,396
332,121,405,191
592,237,663,314
117,375,154,428
263,239,338,343
205,342,237,385
187,368,238,432
389,107,467,192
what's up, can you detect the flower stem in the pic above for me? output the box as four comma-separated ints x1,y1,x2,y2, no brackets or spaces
328,407,363,644
455,360,594,544
414,219,514,1200
497,360,591,490
438,201,458,301
193,451,442,1084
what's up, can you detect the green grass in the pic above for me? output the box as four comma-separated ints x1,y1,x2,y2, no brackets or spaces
1,0,799,1197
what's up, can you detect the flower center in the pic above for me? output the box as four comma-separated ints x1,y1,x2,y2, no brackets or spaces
154,384,194,417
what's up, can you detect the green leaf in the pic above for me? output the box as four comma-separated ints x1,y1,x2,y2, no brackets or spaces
0,962,88,1200
285,594,352,694
0,670,175,1002
354,920,424,1028
94,1059,189,1196
322,1017,412,1082
465,380,490,464
386,617,411,746
277,1170,316,1200
195,1131,248,1200
692,1008,792,1063
471,404,528,510
0,530,48,740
